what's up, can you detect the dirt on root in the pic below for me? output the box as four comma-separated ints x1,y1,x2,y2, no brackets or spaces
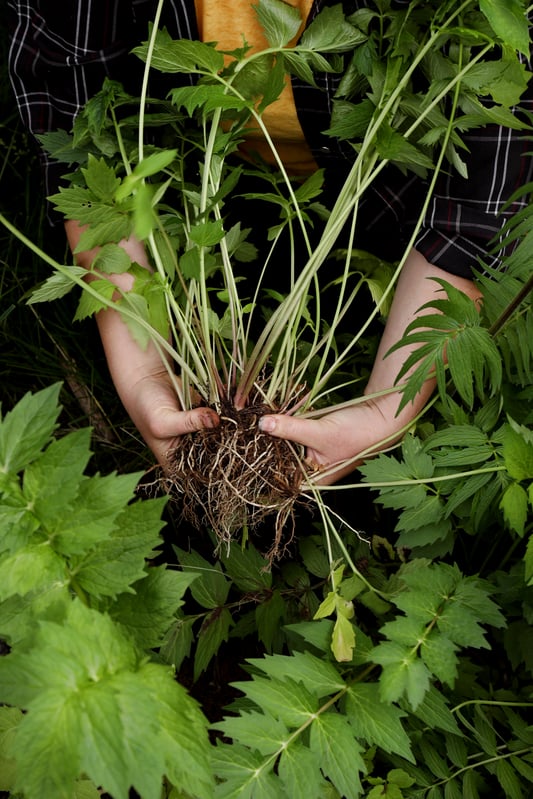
161,397,315,560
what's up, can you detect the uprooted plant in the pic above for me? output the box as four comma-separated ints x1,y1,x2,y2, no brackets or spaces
2,0,531,557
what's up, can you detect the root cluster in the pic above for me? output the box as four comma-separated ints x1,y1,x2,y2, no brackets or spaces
162,398,313,559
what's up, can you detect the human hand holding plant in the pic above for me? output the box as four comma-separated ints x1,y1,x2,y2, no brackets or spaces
260,250,483,484
64,220,220,466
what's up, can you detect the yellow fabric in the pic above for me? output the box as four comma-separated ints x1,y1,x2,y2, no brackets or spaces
194,0,316,174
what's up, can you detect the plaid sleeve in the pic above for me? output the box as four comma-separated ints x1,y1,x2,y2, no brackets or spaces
296,2,533,279
6,0,198,220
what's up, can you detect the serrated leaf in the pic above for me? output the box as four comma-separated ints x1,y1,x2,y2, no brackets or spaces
405,686,461,735
92,243,133,274
110,568,197,650
194,607,233,681
53,471,144,557
278,740,329,799
0,602,211,799
503,423,533,481
28,266,86,304
345,683,413,762
0,384,62,475
22,428,91,532
220,542,272,591
248,651,345,697
371,642,430,709
74,279,116,321
134,31,224,74
300,4,366,52
0,543,67,602
74,496,167,598
0,706,23,792
232,676,318,728
213,710,288,756
420,634,458,687
500,482,529,536
331,611,356,662
309,712,365,799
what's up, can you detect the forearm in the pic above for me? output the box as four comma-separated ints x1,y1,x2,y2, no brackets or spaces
363,247,482,433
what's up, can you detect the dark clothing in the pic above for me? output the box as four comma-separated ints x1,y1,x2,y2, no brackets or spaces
7,0,533,277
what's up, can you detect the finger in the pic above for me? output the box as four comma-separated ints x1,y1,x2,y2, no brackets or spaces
151,406,219,440
259,413,322,451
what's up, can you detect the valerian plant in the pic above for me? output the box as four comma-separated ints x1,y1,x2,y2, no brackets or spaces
1,1,533,797
2,0,529,557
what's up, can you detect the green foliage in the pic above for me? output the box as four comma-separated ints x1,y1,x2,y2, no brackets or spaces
0,385,213,799
0,1,532,798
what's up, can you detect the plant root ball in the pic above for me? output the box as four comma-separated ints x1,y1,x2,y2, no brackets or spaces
162,399,314,559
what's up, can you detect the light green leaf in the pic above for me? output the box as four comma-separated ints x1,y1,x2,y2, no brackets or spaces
28,266,86,304
503,422,533,481
309,712,365,799
232,676,318,728
500,482,529,536
420,634,458,687
0,706,23,792
479,0,530,55
0,543,67,602
254,0,302,48
134,31,224,74
92,243,133,274
213,710,289,756
23,428,91,531
74,495,167,598
110,568,198,650
300,4,366,52
345,683,413,762
74,279,116,321
278,740,329,799
331,612,356,662
247,651,345,697
372,641,430,709
0,384,62,475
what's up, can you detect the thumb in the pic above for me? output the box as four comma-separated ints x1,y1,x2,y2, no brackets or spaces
259,413,318,450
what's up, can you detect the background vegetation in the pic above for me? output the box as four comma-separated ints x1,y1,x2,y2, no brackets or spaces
0,3,532,798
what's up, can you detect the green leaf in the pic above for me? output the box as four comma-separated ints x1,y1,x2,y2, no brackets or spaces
0,601,211,799
92,243,133,274
500,482,529,536
309,712,365,799
405,686,461,736
194,606,233,680
0,384,62,475
299,4,366,52
479,0,531,55
247,651,345,697
371,641,431,709
134,30,224,74
175,547,231,608
220,541,272,592
503,422,533,480
74,495,167,598
345,683,413,762
254,0,303,48
0,543,67,602
525,535,533,585
278,740,329,799
376,125,434,172
0,706,23,792
110,568,198,650
74,279,116,321
255,589,286,652
28,266,87,304
232,676,318,728
331,611,356,662
213,710,289,756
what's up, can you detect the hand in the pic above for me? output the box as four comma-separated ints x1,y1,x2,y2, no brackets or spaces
259,400,396,485
124,369,219,467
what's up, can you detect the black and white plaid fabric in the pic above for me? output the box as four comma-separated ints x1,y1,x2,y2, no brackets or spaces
7,0,533,277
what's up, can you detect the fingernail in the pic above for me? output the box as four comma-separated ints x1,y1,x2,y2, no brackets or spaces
259,416,275,433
